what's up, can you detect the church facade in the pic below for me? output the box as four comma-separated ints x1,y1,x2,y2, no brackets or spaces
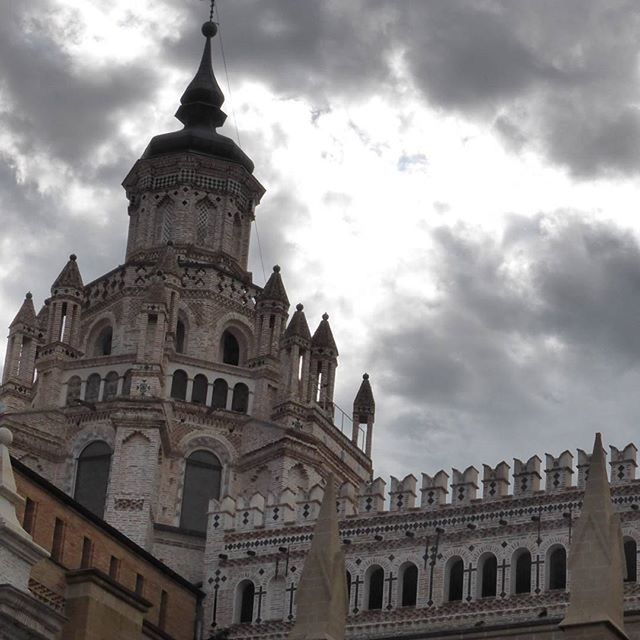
3,15,640,640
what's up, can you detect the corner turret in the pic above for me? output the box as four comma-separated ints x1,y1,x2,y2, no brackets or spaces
352,373,375,458
282,303,311,401
0,293,40,410
309,313,338,415
254,265,290,362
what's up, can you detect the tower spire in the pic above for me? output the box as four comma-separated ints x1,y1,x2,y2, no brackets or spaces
141,4,254,171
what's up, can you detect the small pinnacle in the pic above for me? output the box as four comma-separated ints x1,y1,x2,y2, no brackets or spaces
202,21,218,38
25,292,32,300
322,313,329,321
296,303,304,311
70,253,77,261
363,373,369,380
273,265,281,273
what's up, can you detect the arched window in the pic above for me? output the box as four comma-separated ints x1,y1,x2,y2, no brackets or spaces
121,369,132,397
233,213,243,258
170,369,188,400
66,376,81,405
94,326,113,356
478,553,497,598
192,374,208,404
180,450,222,533
103,371,119,401
176,320,186,354
366,566,384,610
237,580,255,624
221,330,240,365
85,373,101,403
346,571,352,607
624,538,637,582
232,383,249,413
400,562,418,607
447,557,464,602
513,549,532,594
74,441,112,518
548,546,567,590
211,378,228,409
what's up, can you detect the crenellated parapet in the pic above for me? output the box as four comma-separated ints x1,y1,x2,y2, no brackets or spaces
450,466,479,506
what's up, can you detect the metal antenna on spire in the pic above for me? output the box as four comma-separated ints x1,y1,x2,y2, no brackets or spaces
201,0,215,23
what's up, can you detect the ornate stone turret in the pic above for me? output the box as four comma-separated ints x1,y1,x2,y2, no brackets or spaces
1,293,39,410
351,373,375,457
309,313,338,415
123,19,264,269
254,265,290,361
45,254,83,348
282,303,312,401
560,433,628,639
33,254,84,407
289,475,347,640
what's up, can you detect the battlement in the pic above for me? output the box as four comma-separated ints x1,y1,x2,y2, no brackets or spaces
209,441,639,533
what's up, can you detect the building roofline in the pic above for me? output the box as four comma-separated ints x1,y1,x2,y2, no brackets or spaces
11,456,204,598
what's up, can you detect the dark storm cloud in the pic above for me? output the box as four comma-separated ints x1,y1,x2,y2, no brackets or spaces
0,3,160,168
368,215,640,475
396,0,640,177
164,0,640,178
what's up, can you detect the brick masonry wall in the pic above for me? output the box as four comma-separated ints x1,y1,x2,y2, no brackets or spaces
14,467,200,640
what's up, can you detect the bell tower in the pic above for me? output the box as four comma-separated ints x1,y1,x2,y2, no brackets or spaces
122,19,264,273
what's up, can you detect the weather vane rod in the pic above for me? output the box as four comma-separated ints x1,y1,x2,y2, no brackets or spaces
201,0,215,23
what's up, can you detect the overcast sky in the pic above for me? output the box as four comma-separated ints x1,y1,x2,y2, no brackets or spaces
3,0,640,489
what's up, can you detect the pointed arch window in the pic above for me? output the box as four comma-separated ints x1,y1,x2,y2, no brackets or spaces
237,580,255,624
624,538,637,582
66,376,81,405
180,450,222,533
366,566,384,610
103,371,119,401
232,383,249,413
85,373,101,403
479,554,497,598
74,441,112,518
513,549,532,594
121,369,133,397
548,546,567,590
346,571,352,607
170,369,188,400
447,557,464,602
211,378,228,409
400,563,418,607
192,374,208,404
176,320,186,353
95,326,113,356
221,330,240,365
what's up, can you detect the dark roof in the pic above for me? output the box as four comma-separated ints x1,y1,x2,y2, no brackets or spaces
10,293,37,328
11,457,203,597
311,313,338,353
142,22,254,173
258,265,289,305
285,303,311,341
52,254,84,290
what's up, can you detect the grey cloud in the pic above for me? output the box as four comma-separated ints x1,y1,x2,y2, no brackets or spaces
0,5,160,168
368,214,640,476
